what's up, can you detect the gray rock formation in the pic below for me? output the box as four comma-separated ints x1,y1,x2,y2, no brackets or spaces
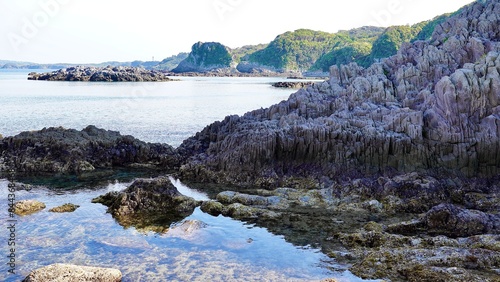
424,203,500,237
272,81,315,89
28,66,173,82
92,177,200,232
177,0,500,187
23,263,122,282
0,125,178,173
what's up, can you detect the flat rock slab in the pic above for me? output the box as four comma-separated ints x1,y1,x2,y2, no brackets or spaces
23,263,122,282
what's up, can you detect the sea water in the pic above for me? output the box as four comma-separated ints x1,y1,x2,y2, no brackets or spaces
0,70,375,281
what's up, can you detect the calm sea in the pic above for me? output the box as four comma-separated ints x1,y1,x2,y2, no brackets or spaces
0,70,373,281
0,69,294,146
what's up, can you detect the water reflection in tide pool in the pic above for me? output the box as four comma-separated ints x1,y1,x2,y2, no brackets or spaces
0,179,375,282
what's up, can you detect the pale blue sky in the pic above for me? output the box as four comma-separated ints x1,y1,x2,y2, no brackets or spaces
1,0,474,64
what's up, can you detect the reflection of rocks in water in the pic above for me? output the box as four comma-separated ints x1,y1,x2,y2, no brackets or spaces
166,219,208,240
12,168,160,190
13,200,46,216
195,171,500,281
94,236,151,250
335,227,500,282
23,263,122,282
49,203,80,213
92,177,201,232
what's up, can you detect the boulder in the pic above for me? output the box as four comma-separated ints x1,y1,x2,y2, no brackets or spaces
12,200,45,216
49,203,80,213
424,203,500,237
23,263,122,282
92,177,200,231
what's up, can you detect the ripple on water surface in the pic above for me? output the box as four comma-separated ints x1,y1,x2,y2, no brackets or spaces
0,179,377,282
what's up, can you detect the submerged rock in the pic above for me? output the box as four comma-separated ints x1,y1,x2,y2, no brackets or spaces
93,177,200,231
28,66,173,82
0,125,178,173
12,200,46,216
23,263,122,282
49,203,80,213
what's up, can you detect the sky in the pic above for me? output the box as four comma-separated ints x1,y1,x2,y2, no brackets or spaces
0,0,475,64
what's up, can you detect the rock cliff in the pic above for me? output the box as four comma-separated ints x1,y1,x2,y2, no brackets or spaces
177,0,500,187
28,66,173,82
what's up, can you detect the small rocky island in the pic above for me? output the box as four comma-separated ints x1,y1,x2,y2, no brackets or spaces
28,66,174,82
272,81,315,88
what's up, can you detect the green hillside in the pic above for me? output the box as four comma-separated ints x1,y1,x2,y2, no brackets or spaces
245,29,355,72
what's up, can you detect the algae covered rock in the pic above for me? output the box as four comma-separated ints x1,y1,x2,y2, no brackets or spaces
23,263,122,282
0,125,178,173
12,200,46,216
49,203,80,213
93,177,200,230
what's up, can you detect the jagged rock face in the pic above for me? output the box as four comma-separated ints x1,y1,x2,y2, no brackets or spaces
28,66,172,82
0,125,178,173
177,0,500,186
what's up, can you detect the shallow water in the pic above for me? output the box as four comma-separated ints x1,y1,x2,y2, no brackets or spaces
0,70,378,281
0,178,375,281
0,70,296,147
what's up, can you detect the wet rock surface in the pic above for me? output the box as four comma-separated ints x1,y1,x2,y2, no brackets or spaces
0,125,178,173
28,66,173,82
23,263,122,282
49,203,80,213
12,200,46,216
194,171,500,281
92,177,200,232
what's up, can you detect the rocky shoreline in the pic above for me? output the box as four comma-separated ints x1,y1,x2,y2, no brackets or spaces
4,1,500,281
28,66,175,82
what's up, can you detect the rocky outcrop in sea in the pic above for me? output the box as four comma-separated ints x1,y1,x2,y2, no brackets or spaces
272,81,315,89
172,42,235,73
177,0,500,187
92,177,200,233
28,66,173,82
0,125,179,173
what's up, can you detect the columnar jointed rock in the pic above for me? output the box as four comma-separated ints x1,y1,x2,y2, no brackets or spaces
0,125,179,173
23,263,122,282
28,66,173,82
92,177,200,231
177,0,500,187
